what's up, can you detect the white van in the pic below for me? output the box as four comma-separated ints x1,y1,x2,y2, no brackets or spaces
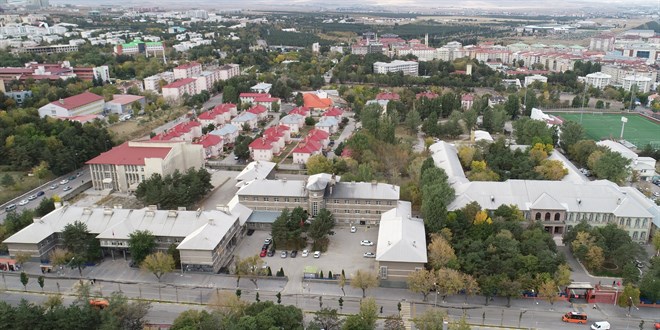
5,204,17,212
591,321,610,330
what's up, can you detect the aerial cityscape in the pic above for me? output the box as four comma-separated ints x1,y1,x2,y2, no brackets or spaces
0,0,658,329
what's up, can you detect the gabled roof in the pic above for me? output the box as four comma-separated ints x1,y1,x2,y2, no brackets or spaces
289,106,310,116
303,93,333,108
48,92,104,110
530,192,565,210
109,94,144,105
240,92,270,98
323,107,343,117
249,136,275,150
281,114,304,125
316,116,338,127
461,94,474,101
307,128,330,141
194,134,222,148
376,92,400,101
376,201,427,263
293,139,322,154
210,124,238,136
86,142,172,166
247,105,268,114
163,78,196,89
232,112,257,122
236,161,276,182
264,125,290,136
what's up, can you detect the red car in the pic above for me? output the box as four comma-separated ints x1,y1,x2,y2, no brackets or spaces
654,320,659,330
260,249,267,257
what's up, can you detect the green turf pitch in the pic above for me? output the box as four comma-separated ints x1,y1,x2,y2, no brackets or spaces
549,113,660,147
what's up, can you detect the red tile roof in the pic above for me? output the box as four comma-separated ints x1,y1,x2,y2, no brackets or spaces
303,93,333,109
194,134,222,148
322,107,343,117
49,92,104,110
416,91,438,99
86,142,172,165
151,121,201,141
293,139,322,154
110,94,144,105
163,78,196,89
307,128,330,141
289,106,310,116
255,96,280,103
240,92,270,98
249,136,276,150
199,104,234,120
376,92,400,101
264,125,289,135
461,94,474,101
247,105,268,114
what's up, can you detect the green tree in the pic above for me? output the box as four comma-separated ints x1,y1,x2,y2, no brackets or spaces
653,232,660,256
499,278,522,307
62,221,100,276
617,284,640,314
101,292,151,330
128,230,156,265
405,109,422,134
171,310,217,330
140,251,174,282
35,197,55,217
412,308,446,330
309,308,343,330
308,208,335,251
504,94,520,119
538,279,560,307
134,168,213,210
235,255,267,289
233,135,254,160
523,89,538,116
20,272,28,291
591,150,632,184
0,173,15,187
306,154,333,175
37,276,44,292
559,121,585,152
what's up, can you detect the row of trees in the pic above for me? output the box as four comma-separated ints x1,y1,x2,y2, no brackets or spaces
270,207,336,251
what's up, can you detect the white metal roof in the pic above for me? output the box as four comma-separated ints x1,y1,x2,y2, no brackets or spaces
329,181,399,200
236,178,307,197
376,201,427,263
236,161,276,182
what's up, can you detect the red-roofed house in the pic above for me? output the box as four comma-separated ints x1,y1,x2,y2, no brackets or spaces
151,121,202,142
247,105,268,120
86,140,204,192
289,106,311,117
162,78,197,102
306,128,330,148
254,95,281,111
293,139,323,164
38,92,105,118
249,136,279,161
461,94,474,110
376,92,400,101
173,62,202,79
198,104,233,127
264,125,291,143
416,91,439,100
303,93,333,110
264,128,286,151
194,134,223,158
322,107,343,122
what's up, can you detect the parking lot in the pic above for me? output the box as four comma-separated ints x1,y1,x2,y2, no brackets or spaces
234,225,379,290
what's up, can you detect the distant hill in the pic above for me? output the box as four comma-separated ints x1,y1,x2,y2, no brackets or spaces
634,21,660,33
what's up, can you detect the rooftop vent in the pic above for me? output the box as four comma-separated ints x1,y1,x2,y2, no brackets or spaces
577,198,581,205
113,204,123,209
83,207,92,215
371,180,377,185
177,207,187,211
208,218,214,225
103,208,114,216
148,205,158,211
490,195,495,202
167,210,178,218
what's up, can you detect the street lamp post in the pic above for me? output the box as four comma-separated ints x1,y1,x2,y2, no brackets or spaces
434,282,438,307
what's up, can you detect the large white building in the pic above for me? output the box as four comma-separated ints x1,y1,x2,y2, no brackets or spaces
622,75,652,93
430,141,657,242
143,72,175,92
217,64,240,80
173,62,202,80
585,72,612,89
86,140,204,193
596,140,657,181
373,60,418,76
37,92,105,118
162,78,197,102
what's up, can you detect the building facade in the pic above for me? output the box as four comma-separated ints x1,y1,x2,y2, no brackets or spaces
37,92,105,118
373,60,419,76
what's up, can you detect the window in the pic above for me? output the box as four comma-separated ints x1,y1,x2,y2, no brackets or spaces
345,200,349,204
334,199,339,204
640,231,646,240
312,202,318,216
387,201,392,205
535,212,541,220
380,266,388,280
355,210,360,214
544,212,551,221
626,219,631,227
263,197,269,202
284,198,289,202
634,219,639,228
274,197,279,202
365,200,371,205
345,209,349,213
355,200,360,204
365,210,370,214
633,231,638,239
376,201,382,205
253,197,258,201
294,198,299,203
554,213,561,221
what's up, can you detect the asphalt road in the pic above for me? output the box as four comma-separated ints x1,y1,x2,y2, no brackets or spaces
0,167,91,224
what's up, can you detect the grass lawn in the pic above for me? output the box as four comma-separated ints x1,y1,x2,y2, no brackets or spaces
549,112,660,148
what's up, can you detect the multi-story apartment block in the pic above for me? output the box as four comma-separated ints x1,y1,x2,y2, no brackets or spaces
12,44,78,55
373,60,418,76
217,64,240,80
143,72,176,92
37,92,104,118
236,174,400,225
601,64,657,85
585,72,612,89
589,34,615,52
622,75,653,93
173,62,202,79
162,78,197,102
86,140,204,193
114,40,165,56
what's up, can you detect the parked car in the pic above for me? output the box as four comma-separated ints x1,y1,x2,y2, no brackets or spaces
5,204,17,212
49,184,58,190
60,179,69,185
27,194,37,201
280,251,288,258
264,238,272,245
62,186,72,191
246,229,255,236
260,249,267,257
18,199,29,206
350,226,356,233
301,250,309,257
313,251,321,258
654,320,660,330
36,191,45,197
291,250,298,258
360,240,374,246
68,175,77,181
363,252,376,258
267,249,275,257
261,244,269,251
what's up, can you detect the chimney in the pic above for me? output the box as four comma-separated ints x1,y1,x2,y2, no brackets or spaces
490,195,495,202
208,218,214,225
371,180,377,185
59,98,64,104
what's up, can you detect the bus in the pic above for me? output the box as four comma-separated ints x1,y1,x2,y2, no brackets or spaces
562,312,587,324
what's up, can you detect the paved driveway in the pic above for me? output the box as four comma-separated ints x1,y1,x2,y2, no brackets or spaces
234,225,379,295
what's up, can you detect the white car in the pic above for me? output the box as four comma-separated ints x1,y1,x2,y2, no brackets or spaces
360,240,374,246
18,199,29,206
590,321,610,330
60,179,69,185
350,226,356,233
301,250,309,257
363,252,376,258
313,251,321,258
264,238,272,245
49,184,58,190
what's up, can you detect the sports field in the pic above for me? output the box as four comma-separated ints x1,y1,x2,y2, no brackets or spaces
549,112,660,148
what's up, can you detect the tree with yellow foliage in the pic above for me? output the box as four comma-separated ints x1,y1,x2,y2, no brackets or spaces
473,210,493,225
534,159,568,180
457,146,476,168
467,160,499,181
